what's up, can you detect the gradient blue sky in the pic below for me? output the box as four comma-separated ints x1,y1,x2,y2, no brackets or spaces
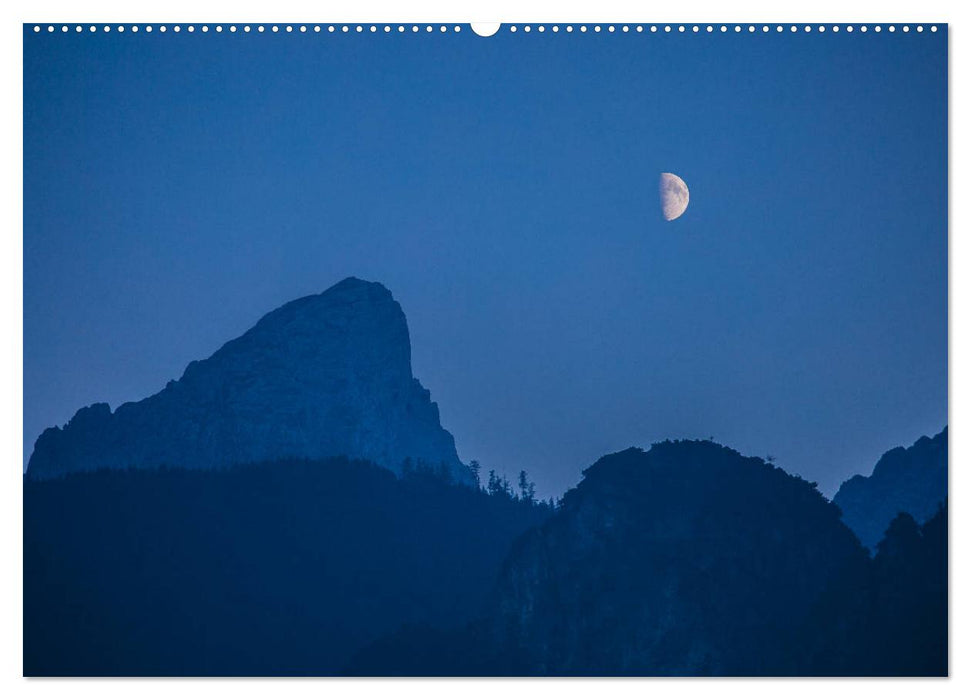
24,25,947,497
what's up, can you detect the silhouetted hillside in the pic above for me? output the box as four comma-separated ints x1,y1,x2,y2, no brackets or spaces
25,438,947,677
868,506,947,675
24,457,550,676
834,428,947,550
488,441,869,675
348,440,947,676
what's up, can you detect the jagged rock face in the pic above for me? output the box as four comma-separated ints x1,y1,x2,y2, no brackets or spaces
28,277,470,484
834,428,947,551
489,442,868,675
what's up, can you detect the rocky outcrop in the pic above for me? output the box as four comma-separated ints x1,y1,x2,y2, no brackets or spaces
834,428,947,550
28,277,471,484
489,441,868,675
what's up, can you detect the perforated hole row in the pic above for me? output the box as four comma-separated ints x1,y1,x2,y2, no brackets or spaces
30,24,940,35
506,24,935,34
30,24,468,34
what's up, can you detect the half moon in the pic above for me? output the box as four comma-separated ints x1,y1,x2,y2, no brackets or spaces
659,172,689,221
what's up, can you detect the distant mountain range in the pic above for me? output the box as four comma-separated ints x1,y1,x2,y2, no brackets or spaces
28,277,471,485
834,428,947,550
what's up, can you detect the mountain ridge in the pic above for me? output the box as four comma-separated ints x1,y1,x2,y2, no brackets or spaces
833,427,947,550
28,277,470,484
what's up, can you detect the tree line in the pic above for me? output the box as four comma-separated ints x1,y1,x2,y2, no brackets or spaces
401,457,555,509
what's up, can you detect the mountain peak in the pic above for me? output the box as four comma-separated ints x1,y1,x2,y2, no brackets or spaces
331,275,389,292
284,276,394,310
833,427,947,550
29,278,469,484
245,277,394,335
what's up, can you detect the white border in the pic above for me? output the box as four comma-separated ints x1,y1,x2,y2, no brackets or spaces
3,1,964,698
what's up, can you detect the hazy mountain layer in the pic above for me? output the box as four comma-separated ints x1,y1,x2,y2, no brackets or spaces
834,428,947,550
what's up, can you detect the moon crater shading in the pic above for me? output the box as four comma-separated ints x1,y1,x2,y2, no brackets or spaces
659,172,690,221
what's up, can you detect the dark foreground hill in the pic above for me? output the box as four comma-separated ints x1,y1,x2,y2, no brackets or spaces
348,441,947,676
24,457,550,676
24,439,946,676
489,442,867,675
834,427,947,550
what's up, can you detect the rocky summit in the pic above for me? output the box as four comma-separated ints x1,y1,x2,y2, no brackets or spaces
834,427,947,551
28,277,470,484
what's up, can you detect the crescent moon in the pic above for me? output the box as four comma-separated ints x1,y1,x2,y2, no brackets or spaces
659,173,689,221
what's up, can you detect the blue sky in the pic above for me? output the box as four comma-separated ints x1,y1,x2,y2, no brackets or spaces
24,25,947,497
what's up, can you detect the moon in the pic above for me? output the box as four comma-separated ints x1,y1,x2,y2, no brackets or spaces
659,172,689,221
